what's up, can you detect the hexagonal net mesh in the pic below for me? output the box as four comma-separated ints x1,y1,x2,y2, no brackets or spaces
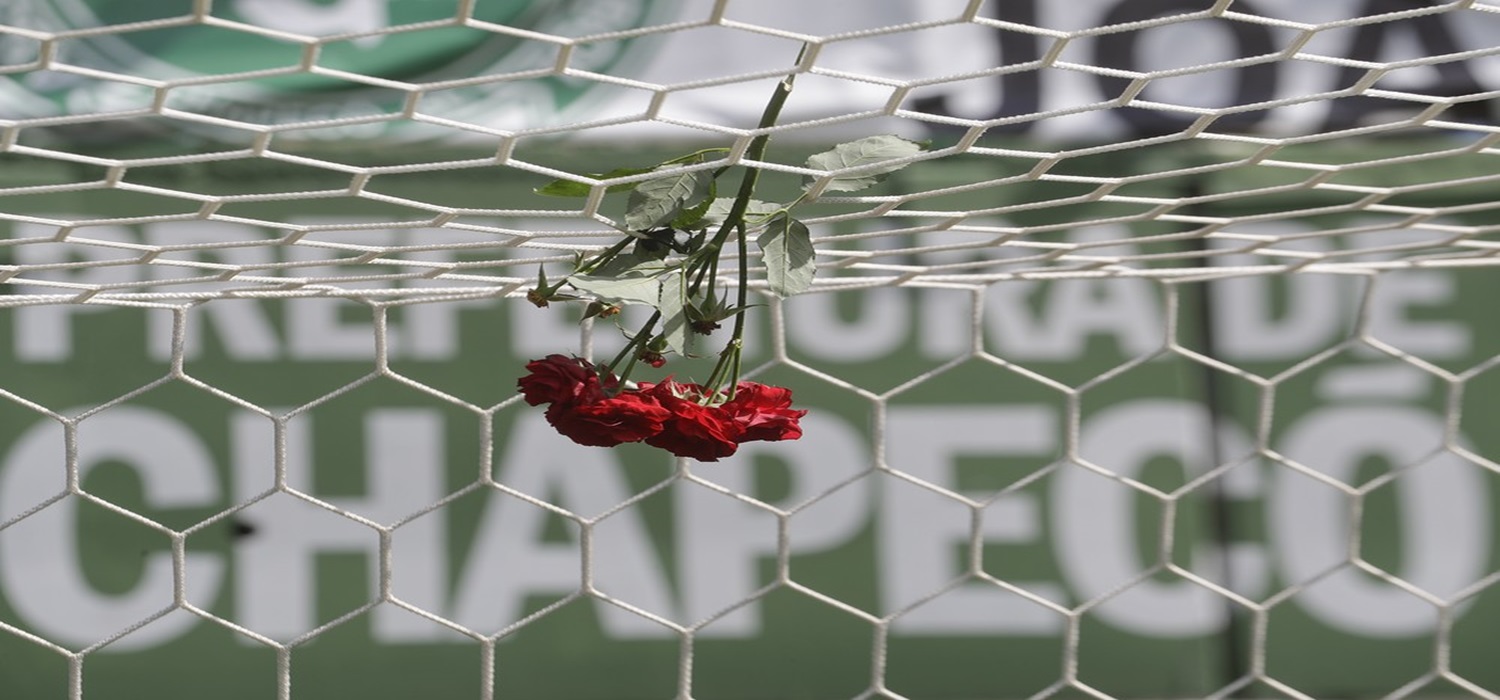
1,1,1499,699
1,0,1498,305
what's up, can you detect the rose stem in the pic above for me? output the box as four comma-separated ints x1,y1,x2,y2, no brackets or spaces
575,236,634,275
689,51,799,298
603,311,661,391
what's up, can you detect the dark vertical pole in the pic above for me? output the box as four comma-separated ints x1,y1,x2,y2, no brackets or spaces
1181,162,1250,695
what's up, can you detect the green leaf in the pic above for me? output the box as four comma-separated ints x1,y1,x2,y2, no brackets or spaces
657,269,700,357
701,198,782,228
803,134,925,193
758,214,816,298
662,147,731,166
535,179,593,197
588,252,670,279
567,272,663,307
535,166,658,197
671,179,717,230
625,168,708,231
629,233,678,259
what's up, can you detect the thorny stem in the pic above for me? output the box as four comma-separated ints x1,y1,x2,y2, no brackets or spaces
705,221,752,401
701,341,739,404
688,62,798,299
732,221,750,387
575,236,635,276
666,147,731,166
592,47,804,395
682,56,801,401
605,311,661,391
692,245,720,299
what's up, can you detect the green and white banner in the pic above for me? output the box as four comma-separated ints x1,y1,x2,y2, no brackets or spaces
2,1,1498,696
5,0,1496,140
0,150,1496,698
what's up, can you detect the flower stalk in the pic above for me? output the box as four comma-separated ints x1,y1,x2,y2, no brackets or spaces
518,45,926,460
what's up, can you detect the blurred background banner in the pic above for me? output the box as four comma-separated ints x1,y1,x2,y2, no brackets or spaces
2,151,1497,698
1,0,673,140
1,2,1498,699
5,0,1497,141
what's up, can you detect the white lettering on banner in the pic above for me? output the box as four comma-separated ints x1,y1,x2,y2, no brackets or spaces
899,226,1169,362
0,407,223,649
0,402,1491,649
981,278,1163,360
882,407,1066,634
678,413,869,636
142,221,283,362
916,287,976,360
453,411,674,639
3,218,1475,366
1271,406,1488,637
784,288,911,362
7,219,504,363
397,300,477,361
1214,271,1345,360
509,297,595,360
1366,272,1470,358
1056,400,1229,637
283,229,395,361
231,408,447,642
924,252,1469,365
287,224,494,362
286,299,379,360
13,224,136,362
0,209,1487,645
1211,231,1470,361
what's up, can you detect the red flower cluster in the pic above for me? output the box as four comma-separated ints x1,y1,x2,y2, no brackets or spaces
517,355,806,461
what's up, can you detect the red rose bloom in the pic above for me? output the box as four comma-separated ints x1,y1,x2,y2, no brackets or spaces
639,380,744,461
724,382,807,442
544,392,669,447
518,355,609,406
519,357,806,459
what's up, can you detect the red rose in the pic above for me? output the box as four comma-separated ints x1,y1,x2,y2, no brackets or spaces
639,380,744,461
520,359,807,458
544,392,669,447
724,382,807,442
518,355,609,406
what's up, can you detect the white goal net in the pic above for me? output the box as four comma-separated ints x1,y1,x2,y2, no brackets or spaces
1,1,1498,698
